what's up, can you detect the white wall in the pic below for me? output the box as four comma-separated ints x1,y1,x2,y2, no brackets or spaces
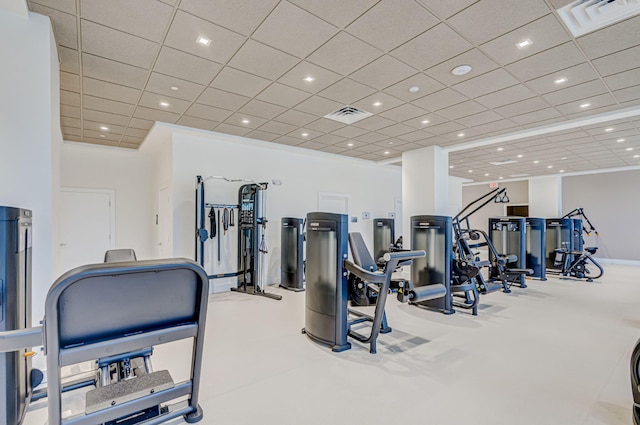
461,180,529,232
0,10,60,322
59,142,156,265
448,176,466,216
529,175,562,218
144,124,402,292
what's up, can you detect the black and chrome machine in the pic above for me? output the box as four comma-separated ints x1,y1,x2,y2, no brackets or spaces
489,217,528,288
302,212,445,354
545,218,574,272
525,217,547,280
280,217,304,292
372,218,394,264
0,258,209,425
0,206,33,425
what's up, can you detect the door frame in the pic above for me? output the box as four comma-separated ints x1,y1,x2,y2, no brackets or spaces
60,187,116,249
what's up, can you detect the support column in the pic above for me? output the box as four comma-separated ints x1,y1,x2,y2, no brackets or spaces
402,146,449,239
528,176,562,217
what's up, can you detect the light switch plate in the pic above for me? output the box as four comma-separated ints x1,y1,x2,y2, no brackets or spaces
388,212,395,218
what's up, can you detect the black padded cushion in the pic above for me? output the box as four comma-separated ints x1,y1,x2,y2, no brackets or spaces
348,232,377,272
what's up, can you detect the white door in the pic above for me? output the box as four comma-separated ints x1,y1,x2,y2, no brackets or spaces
157,187,171,257
59,189,114,274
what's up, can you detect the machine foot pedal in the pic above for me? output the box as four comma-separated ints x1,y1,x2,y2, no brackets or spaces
85,370,174,414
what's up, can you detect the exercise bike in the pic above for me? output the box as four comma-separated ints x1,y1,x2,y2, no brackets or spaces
553,242,604,282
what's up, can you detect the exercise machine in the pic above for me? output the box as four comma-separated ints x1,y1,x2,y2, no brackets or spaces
0,258,209,425
372,218,394,264
302,212,446,354
525,218,547,280
0,206,33,425
630,338,640,424
411,215,479,315
280,217,304,292
489,217,529,288
545,218,574,272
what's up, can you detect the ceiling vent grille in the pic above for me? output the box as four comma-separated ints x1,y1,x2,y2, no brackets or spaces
557,0,640,37
324,106,372,124
489,160,519,165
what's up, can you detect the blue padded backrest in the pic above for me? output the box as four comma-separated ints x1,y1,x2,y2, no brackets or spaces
348,232,377,272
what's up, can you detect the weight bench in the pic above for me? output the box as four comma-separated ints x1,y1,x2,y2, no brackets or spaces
43,258,209,425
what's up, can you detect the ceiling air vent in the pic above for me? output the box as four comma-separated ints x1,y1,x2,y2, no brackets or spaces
324,106,372,124
557,0,640,37
489,160,519,165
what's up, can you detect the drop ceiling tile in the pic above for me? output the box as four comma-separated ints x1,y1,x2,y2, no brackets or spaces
121,138,144,146
376,123,414,137
289,0,377,28
350,55,417,90
82,77,141,104
277,62,343,94
481,14,570,66
318,78,377,105
475,84,536,109
379,103,428,121
352,115,396,131
80,0,173,41
555,93,617,115
132,106,179,123
81,20,157,69
452,68,519,99
83,95,135,116
256,83,310,108
245,130,280,142
83,118,125,132
31,0,75,14
592,45,640,77
457,110,505,128
224,113,267,129
320,145,349,154
356,143,385,153
415,0,477,19
542,79,608,106
258,120,298,135
526,62,600,95
403,113,448,129
236,99,286,120
60,71,80,93
359,153,384,161
179,0,279,36
155,47,222,86
396,130,431,142
424,121,464,135
138,92,191,114
426,49,499,86
229,40,299,81
547,130,590,143
415,135,449,146
124,127,148,138
494,96,550,117
83,129,120,142
307,31,382,76
412,88,467,112
304,117,345,132
288,128,323,140
297,141,327,150
146,73,205,102
352,92,404,113
296,96,343,116
62,126,81,136
274,109,317,127
273,135,303,146
60,90,80,107
83,110,130,126
59,46,79,74
61,105,80,118
185,103,233,122
506,42,586,82
314,134,346,145
331,126,369,139
129,118,154,130
604,67,640,91
82,53,147,88
164,11,245,64
346,0,438,52
252,2,337,58
509,107,562,125
565,104,620,120
394,142,423,152
383,73,445,102
391,23,472,70
214,122,251,137
355,132,389,143
614,85,640,104
577,15,640,60
29,3,77,49
210,67,271,97
197,87,249,110
448,0,550,45
83,138,119,146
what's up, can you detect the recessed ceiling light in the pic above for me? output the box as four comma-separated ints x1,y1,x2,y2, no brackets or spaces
170,86,179,91
484,173,489,176
347,142,354,147
301,132,309,137
554,77,568,84
372,102,383,107
533,160,540,164
626,147,634,151
421,119,430,124
159,101,170,107
561,157,567,160
451,65,472,76
634,155,640,158
303,76,315,82
499,176,504,180
449,165,454,169
196,36,211,46
388,141,394,145
241,119,250,124
604,127,614,132
384,151,390,155
99,134,105,138
617,138,625,142
497,147,504,151
468,169,473,173
559,170,565,173
579,103,591,108
517,154,523,158
99,126,109,131
458,133,465,137
516,39,533,48
547,165,553,169
409,86,420,94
